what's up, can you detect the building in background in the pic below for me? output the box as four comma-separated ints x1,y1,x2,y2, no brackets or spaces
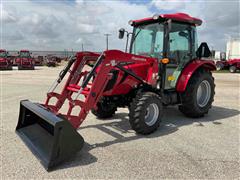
226,38,240,60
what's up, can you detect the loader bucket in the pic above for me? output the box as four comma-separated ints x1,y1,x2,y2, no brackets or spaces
16,100,84,170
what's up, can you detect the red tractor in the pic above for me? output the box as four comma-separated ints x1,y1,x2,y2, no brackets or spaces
45,55,58,67
15,50,35,70
0,49,12,70
16,13,216,170
34,56,44,66
216,59,240,73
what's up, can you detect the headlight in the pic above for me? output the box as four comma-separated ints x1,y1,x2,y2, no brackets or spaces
153,14,159,20
128,20,133,25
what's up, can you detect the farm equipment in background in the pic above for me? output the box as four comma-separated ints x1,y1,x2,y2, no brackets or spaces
16,50,35,70
227,59,240,73
34,56,44,66
216,58,240,72
16,13,216,170
0,49,12,70
216,38,240,73
45,55,58,67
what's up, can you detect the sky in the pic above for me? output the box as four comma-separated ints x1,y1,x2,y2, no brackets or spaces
1,0,240,52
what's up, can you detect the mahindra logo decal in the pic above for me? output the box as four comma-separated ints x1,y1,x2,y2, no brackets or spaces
132,56,146,61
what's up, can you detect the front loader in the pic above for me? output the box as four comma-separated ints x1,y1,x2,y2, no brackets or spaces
16,13,216,170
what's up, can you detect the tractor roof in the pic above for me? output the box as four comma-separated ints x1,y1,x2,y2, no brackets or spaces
131,13,202,26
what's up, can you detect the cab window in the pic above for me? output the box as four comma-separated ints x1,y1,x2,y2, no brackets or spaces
168,23,194,64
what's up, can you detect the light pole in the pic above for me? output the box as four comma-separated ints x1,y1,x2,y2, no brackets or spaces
104,33,111,50
81,43,84,52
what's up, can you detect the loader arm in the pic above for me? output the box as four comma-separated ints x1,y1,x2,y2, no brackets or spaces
44,50,150,129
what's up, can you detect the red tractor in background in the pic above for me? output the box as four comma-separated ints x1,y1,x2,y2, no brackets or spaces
228,59,240,73
45,54,58,67
16,13,216,170
216,39,240,73
0,49,12,70
216,59,240,73
15,50,35,70
34,56,44,66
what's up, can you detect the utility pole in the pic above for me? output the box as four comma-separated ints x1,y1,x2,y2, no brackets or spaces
104,33,111,50
81,43,84,52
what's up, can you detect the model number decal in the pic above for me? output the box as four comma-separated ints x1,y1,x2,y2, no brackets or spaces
132,56,146,61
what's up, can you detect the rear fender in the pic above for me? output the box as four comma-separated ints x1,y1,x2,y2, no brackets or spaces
176,60,216,92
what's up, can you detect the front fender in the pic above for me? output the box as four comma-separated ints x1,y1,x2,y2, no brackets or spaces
176,60,216,92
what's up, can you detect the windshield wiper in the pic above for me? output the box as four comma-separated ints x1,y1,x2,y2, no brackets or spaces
132,29,142,44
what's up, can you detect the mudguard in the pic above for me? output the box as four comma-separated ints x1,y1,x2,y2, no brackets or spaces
176,59,216,92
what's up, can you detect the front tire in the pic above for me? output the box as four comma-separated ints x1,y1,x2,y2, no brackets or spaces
91,98,117,119
229,65,236,73
216,63,223,71
179,69,215,118
129,92,162,135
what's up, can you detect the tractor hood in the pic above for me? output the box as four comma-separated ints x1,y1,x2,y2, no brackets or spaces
20,57,31,61
0,57,7,62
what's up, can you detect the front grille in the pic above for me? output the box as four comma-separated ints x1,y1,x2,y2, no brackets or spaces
0,62,7,66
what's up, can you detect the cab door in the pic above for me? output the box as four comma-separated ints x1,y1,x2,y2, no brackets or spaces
164,23,196,89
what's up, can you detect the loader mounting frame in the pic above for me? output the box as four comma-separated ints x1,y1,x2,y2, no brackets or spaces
44,50,148,129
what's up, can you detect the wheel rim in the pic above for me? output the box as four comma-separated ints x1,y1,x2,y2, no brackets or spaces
230,66,235,73
197,80,211,107
144,103,159,126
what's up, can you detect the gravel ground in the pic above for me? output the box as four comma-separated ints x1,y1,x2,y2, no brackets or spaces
0,66,239,179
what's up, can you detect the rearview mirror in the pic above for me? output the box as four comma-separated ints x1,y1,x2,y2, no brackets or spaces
196,42,211,58
179,31,188,39
119,28,125,39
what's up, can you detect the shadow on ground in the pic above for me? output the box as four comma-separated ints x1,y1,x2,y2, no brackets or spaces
57,105,239,170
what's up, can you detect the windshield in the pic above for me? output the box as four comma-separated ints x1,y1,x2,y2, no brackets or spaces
131,23,164,58
0,51,7,57
20,52,30,57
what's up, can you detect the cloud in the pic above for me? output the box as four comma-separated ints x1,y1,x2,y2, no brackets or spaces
151,0,240,51
151,0,186,10
1,8,17,23
2,0,240,52
2,0,152,51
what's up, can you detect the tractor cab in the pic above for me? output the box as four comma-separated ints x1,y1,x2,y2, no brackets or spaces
0,49,8,58
120,13,211,89
19,50,31,58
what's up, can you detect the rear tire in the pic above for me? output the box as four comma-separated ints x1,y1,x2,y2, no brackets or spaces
129,92,162,135
229,65,236,73
179,69,215,118
91,98,117,119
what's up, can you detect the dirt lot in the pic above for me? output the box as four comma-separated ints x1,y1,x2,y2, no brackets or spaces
1,66,239,179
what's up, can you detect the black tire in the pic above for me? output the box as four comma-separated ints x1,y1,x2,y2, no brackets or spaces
179,69,215,118
129,92,162,135
229,65,236,73
216,63,223,71
91,98,117,119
